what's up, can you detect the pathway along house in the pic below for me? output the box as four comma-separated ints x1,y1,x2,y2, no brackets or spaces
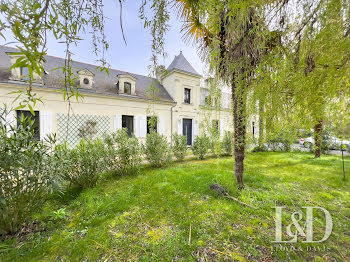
0,45,258,147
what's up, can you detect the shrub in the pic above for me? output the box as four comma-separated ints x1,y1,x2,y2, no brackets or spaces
172,133,187,161
320,135,331,154
192,135,209,160
266,136,281,151
308,131,332,154
143,131,171,167
222,131,233,155
213,139,222,157
61,138,106,189
206,134,222,157
281,139,292,152
266,133,292,152
104,129,142,175
0,110,60,235
251,145,267,152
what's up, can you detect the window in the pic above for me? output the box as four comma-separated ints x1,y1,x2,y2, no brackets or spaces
213,96,220,107
122,115,134,137
184,88,191,104
20,67,29,80
212,120,219,134
147,116,158,134
124,82,131,95
205,96,210,105
77,69,94,89
16,110,40,140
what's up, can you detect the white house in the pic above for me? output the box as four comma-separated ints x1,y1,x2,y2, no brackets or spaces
0,45,257,147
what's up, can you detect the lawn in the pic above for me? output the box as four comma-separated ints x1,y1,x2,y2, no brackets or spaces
1,152,350,261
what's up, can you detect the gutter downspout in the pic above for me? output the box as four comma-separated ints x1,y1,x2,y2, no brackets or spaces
170,102,177,146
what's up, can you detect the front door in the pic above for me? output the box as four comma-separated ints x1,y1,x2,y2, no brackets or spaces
183,118,192,146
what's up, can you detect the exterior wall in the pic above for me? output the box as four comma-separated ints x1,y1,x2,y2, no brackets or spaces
0,74,257,147
163,71,202,144
0,83,173,146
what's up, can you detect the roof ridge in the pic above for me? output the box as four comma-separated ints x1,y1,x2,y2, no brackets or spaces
0,44,175,102
0,44,157,80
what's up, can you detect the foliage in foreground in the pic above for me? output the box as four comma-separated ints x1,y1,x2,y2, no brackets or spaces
0,112,59,235
1,153,349,261
266,132,293,152
222,131,233,156
192,135,209,160
104,129,142,175
60,139,106,189
172,133,187,161
143,131,171,167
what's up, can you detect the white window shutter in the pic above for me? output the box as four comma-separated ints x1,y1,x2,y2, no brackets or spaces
114,114,122,132
177,118,182,135
140,115,147,138
40,111,53,140
135,115,147,138
220,120,224,137
5,109,15,136
159,116,165,135
193,120,198,138
135,115,140,137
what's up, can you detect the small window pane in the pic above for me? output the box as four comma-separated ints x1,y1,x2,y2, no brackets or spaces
21,67,29,80
212,120,219,134
122,115,134,137
205,96,210,105
147,116,157,134
124,82,131,95
184,88,191,104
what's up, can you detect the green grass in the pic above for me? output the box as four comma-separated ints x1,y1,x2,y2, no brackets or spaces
1,152,350,261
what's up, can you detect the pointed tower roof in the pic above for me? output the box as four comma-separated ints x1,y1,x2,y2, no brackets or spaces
167,51,201,77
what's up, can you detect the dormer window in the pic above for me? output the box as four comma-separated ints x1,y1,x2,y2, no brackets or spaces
20,67,29,81
117,74,137,95
124,82,131,95
77,68,94,89
21,67,29,77
6,53,42,82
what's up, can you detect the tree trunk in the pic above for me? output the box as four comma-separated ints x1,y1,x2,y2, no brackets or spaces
232,80,246,189
314,120,323,158
258,98,264,148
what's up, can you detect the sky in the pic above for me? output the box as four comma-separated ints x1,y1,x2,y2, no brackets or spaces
1,0,205,77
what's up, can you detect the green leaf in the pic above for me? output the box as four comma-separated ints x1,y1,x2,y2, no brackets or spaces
28,104,35,115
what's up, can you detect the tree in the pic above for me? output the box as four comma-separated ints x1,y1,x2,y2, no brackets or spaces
2,0,350,186
265,0,350,158
175,0,350,187
175,0,283,189
294,0,350,158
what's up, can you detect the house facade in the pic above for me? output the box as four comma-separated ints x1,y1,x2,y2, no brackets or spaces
0,45,257,147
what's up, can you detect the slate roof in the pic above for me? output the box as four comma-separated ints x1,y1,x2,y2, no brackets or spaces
0,45,174,103
167,51,201,77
